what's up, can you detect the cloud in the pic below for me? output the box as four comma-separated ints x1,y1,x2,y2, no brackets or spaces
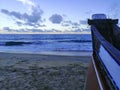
1,9,9,15
43,29,61,32
73,29,82,32
51,29,61,32
71,22,80,29
62,20,80,29
16,21,46,28
62,29,82,32
72,22,79,26
26,29,44,32
1,6,44,28
17,0,35,7
16,21,23,26
15,29,29,32
3,27,44,32
64,21,72,23
3,27,29,32
61,23,70,27
80,20,87,25
62,20,87,29
3,27,12,32
49,14,63,24
61,21,71,27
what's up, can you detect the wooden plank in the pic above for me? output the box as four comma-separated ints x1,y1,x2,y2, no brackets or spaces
84,61,100,90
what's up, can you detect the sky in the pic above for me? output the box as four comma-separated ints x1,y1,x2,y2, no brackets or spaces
0,0,120,34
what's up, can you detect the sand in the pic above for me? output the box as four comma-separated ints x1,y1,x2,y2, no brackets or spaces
0,52,91,90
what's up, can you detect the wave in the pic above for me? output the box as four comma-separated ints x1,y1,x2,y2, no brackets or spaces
0,39,92,46
0,40,52,46
5,41,32,46
57,40,92,43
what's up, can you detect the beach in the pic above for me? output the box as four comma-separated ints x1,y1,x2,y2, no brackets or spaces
0,52,91,90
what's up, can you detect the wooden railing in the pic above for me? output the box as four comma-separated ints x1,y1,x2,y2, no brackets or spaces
89,19,120,90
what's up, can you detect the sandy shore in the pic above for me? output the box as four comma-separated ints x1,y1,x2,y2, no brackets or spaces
0,52,91,90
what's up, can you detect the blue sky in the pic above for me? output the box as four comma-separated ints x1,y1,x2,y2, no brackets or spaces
0,0,120,34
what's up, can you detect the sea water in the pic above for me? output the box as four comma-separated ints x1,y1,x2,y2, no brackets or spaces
0,34,92,53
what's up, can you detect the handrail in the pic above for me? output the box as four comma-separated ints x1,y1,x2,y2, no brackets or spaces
88,14,120,90
92,26,120,64
91,25,120,89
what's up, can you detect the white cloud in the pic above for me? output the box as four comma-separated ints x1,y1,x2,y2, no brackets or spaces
17,0,35,7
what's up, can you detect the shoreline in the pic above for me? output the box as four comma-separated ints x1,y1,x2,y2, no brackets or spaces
0,51,91,67
0,50,92,56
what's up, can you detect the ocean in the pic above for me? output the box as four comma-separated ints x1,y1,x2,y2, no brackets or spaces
0,34,92,53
